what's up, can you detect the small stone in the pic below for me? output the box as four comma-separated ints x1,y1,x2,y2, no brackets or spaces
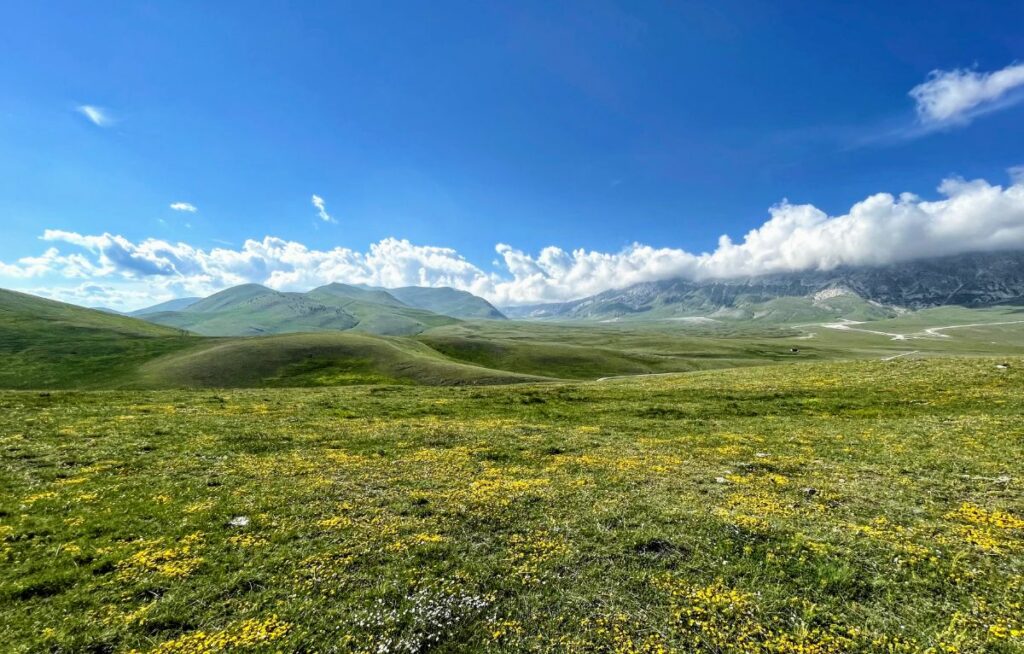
996,363,1010,370
715,476,728,484
228,516,250,527
755,452,770,458
802,487,819,497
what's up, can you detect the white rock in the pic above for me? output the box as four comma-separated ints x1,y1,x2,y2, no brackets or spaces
228,516,250,527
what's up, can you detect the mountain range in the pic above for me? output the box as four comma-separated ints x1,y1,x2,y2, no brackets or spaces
134,282,505,337
84,250,1024,336
4,250,1024,390
503,251,1024,322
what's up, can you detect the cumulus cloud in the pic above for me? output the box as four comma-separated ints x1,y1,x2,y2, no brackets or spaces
4,174,1024,310
76,105,112,127
311,194,335,223
910,63,1024,126
169,202,198,213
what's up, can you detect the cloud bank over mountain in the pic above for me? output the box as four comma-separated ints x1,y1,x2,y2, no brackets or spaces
4,174,1024,309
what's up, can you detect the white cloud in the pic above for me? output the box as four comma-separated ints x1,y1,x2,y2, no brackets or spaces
76,105,112,127
910,63,1024,126
4,173,1024,310
28,283,173,310
311,194,336,223
170,202,198,213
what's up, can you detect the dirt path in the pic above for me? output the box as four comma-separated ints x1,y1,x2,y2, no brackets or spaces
881,350,919,361
818,318,1024,342
594,372,684,382
819,319,909,340
921,320,1024,338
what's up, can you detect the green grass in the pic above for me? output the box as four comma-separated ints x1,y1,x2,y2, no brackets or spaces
0,289,200,389
143,283,461,337
6,284,1024,391
2,357,1023,652
384,285,506,320
144,284,362,336
133,332,547,388
418,316,1024,380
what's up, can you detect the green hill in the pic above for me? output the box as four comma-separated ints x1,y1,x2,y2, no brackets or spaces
382,285,506,319
0,287,532,389
307,284,460,335
143,284,360,336
0,288,198,388
129,296,201,315
309,283,407,307
134,332,546,388
140,283,460,337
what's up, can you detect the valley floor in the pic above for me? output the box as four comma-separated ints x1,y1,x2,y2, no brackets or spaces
2,357,1023,652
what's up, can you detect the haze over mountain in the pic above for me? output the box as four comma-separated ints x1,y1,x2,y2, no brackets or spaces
377,286,506,320
503,251,1024,322
129,297,201,316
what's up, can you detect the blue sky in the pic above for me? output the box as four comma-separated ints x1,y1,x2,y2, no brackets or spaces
2,1,1024,308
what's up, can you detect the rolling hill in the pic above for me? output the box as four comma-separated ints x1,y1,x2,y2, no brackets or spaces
0,288,199,388
137,283,477,337
141,284,361,336
0,286,534,389
380,285,506,319
128,296,201,316
306,283,460,335
134,332,546,388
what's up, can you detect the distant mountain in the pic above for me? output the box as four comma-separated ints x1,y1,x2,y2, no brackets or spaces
309,283,407,307
503,251,1024,322
0,287,537,389
306,283,460,335
130,297,201,316
143,284,360,336
381,286,506,320
140,283,462,337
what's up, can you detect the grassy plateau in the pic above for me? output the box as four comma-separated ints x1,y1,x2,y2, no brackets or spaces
2,357,1023,653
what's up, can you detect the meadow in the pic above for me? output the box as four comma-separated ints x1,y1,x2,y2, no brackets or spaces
3,357,1023,653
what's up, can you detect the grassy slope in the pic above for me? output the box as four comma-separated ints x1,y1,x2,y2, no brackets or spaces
129,297,202,316
418,315,1024,379
135,332,548,388
4,285,1024,389
2,357,1023,652
144,285,360,336
418,322,770,379
619,295,897,323
0,289,199,389
510,290,899,324
386,286,506,320
145,284,459,337
0,288,524,389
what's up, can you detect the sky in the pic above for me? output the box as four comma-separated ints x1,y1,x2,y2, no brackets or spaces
1,1,1024,310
